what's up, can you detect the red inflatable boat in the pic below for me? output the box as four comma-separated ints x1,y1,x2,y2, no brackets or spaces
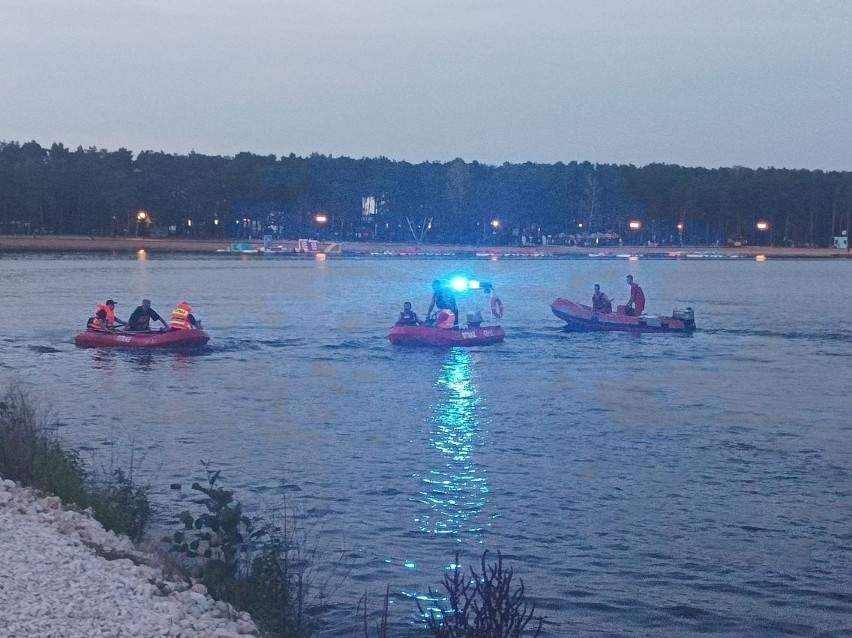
551,298,695,334
388,324,505,346
74,328,210,349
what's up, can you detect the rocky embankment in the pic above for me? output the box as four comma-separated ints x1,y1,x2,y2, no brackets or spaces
0,476,258,638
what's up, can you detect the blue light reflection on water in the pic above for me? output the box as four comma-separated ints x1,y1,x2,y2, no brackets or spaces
416,349,489,539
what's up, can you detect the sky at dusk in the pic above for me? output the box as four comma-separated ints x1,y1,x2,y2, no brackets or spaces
2,0,851,170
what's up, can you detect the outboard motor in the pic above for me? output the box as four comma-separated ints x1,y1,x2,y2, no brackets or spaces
467,310,483,328
672,307,696,331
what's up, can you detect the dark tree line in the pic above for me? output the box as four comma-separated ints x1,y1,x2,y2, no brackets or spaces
2,140,850,247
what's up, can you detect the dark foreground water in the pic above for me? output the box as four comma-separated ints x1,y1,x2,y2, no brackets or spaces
2,253,851,636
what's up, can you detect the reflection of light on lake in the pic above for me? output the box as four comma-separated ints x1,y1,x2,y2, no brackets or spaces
417,348,488,539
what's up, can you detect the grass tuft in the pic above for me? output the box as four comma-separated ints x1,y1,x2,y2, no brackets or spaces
0,382,150,540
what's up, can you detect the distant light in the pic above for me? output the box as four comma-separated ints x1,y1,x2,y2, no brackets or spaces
137,249,147,260
578,222,584,229
756,221,770,231
490,219,501,229
629,220,642,230
214,218,219,226
315,213,328,225
677,223,684,231
186,219,192,227
136,210,148,222
755,254,767,261
468,279,481,290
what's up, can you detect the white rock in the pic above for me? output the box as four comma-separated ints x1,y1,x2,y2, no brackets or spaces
0,483,260,638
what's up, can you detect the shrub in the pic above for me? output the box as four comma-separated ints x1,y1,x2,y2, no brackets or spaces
165,462,324,637
0,382,151,540
418,551,544,638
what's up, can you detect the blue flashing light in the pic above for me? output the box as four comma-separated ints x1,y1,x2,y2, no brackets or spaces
449,276,469,292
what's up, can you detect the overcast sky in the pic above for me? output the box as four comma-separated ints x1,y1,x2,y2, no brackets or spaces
2,0,850,170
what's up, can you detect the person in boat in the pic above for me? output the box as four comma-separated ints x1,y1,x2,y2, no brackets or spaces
625,275,646,316
89,299,126,331
396,301,420,326
127,298,169,332
426,280,459,327
169,302,203,330
591,284,613,314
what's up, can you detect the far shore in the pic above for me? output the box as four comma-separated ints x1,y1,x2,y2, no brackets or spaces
0,234,849,258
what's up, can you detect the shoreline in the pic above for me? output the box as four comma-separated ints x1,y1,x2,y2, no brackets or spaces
0,477,259,637
0,234,849,258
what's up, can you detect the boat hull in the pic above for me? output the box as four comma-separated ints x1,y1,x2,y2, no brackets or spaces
551,298,695,334
74,328,210,349
388,325,505,346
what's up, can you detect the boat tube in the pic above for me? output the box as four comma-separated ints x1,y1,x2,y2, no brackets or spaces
74,328,210,349
388,324,505,346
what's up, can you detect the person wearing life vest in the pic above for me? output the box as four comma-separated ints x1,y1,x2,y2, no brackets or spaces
396,301,420,326
90,299,126,331
169,302,202,330
426,280,459,327
591,284,613,314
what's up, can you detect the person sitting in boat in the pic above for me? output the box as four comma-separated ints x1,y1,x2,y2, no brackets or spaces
625,275,645,316
127,299,169,332
591,284,613,314
396,301,420,326
169,302,203,330
426,280,459,327
89,299,126,331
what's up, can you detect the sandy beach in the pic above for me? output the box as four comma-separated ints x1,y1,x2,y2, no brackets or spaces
0,234,849,258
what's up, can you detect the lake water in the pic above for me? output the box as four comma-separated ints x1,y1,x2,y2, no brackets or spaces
2,253,851,636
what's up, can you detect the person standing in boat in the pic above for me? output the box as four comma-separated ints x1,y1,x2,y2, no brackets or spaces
591,284,613,314
625,275,645,316
90,299,126,331
396,301,420,326
169,302,203,330
127,299,169,332
426,280,459,327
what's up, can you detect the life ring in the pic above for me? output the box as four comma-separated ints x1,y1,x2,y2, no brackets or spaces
490,296,504,319
436,309,455,329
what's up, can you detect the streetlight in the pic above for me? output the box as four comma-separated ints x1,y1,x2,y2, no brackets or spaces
314,213,329,240
490,219,501,230
756,220,771,246
135,210,149,237
628,220,642,246
677,222,684,246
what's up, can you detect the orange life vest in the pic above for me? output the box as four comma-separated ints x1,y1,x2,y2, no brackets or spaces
170,303,193,330
436,309,455,329
91,303,116,330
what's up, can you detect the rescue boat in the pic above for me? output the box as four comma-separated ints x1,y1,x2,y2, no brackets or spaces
73,328,210,349
388,324,506,347
551,298,696,334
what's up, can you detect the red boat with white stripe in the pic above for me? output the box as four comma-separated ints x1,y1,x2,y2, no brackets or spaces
74,328,210,349
551,298,695,334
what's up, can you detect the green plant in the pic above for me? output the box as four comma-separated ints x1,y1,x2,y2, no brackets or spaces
89,468,151,540
165,462,265,590
417,551,544,638
0,382,151,540
164,462,325,637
